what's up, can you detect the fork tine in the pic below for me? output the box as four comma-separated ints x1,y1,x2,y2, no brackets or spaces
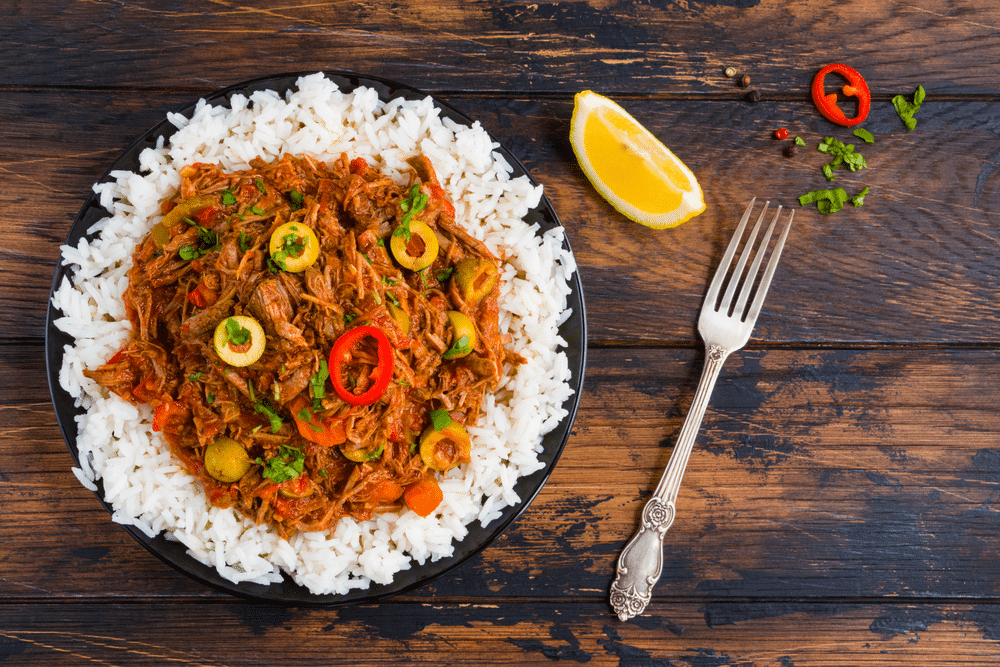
743,207,794,325
720,201,770,314
732,203,780,318
704,198,757,311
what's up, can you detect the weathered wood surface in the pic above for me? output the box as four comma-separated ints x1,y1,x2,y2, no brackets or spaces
5,0,1000,664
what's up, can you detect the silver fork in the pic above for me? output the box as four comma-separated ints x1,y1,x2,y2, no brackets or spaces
609,199,794,621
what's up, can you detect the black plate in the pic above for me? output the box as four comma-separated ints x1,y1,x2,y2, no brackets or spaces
45,71,587,605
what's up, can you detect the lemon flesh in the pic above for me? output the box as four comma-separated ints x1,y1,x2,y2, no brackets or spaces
571,91,706,229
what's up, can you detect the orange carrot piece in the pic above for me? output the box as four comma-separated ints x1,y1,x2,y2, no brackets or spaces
404,475,443,517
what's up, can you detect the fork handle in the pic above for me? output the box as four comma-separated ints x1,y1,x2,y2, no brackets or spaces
609,344,730,621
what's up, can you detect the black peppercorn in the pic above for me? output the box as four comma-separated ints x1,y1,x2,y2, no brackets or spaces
738,74,751,88
783,144,798,158
745,89,762,103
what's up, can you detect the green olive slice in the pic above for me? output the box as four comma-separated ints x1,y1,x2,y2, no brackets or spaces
443,310,476,359
390,221,439,271
453,257,499,305
213,315,266,367
419,421,471,472
269,222,320,273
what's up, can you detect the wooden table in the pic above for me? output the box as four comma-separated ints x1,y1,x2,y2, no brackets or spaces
5,0,1000,664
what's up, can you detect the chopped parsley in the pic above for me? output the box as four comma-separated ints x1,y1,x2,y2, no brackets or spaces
429,409,452,431
254,399,284,433
818,136,868,182
794,136,806,147
309,360,329,411
435,267,454,282
392,184,429,242
224,317,252,346
255,445,304,483
269,232,306,272
178,226,221,260
799,187,850,215
893,85,926,131
288,189,304,211
852,127,875,144
249,205,266,216
254,178,268,195
238,231,252,253
188,371,203,383
851,186,870,207
221,189,237,206
442,334,472,360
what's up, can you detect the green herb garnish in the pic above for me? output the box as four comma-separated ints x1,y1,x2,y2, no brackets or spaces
893,85,926,131
254,399,284,433
221,189,237,206
435,267,454,281
224,317,252,345
817,136,867,181
296,406,323,432
799,187,850,215
794,136,806,147
254,178,268,195
442,334,472,360
255,445,304,483
288,190,304,211
392,184,429,242
429,409,452,431
249,205,266,216
309,360,329,412
188,371,203,383
852,186,870,207
238,231,252,253
852,128,875,144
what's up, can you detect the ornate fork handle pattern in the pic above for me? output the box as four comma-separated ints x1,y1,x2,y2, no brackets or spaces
609,345,729,621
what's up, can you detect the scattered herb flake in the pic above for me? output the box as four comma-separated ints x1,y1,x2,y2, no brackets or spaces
429,409,452,431
893,85,926,131
255,445,304,483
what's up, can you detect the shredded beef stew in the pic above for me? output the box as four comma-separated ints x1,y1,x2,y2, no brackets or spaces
84,153,517,538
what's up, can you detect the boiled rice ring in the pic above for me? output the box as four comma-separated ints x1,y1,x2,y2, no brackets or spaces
570,90,706,229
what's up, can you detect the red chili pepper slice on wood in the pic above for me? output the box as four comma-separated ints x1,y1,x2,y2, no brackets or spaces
329,325,394,406
811,63,871,127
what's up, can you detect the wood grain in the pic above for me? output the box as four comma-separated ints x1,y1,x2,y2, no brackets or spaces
8,346,1000,601
9,91,1000,343
5,0,1000,663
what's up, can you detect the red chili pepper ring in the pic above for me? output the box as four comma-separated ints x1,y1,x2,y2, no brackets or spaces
329,325,394,406
811,63,871,127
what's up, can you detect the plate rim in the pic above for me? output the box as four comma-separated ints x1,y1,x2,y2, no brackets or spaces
45,70,588,606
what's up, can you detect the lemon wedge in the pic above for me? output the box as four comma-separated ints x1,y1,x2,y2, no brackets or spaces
570,90,706,229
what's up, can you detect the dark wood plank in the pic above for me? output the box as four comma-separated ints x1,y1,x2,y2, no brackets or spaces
5,0,1000,94
3,601,1000,665
6,91,1000,343
9,344,1000,601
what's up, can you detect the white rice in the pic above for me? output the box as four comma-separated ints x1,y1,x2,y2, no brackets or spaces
51,72,576,595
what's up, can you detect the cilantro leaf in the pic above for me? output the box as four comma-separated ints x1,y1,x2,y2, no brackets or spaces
442,334,472,360
224,317,252,346
852,186,870,207
852,128,875,144
255,445,304,483
799,187,850,215
893,86,926,131
429,409,452,431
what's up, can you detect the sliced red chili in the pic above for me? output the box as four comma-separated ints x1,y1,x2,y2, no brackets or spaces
329,325,394,407
811,63,871,127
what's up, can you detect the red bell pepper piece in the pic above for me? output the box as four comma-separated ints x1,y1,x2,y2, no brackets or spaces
329,325,394,406
811,63,871,127
186,281,218,309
